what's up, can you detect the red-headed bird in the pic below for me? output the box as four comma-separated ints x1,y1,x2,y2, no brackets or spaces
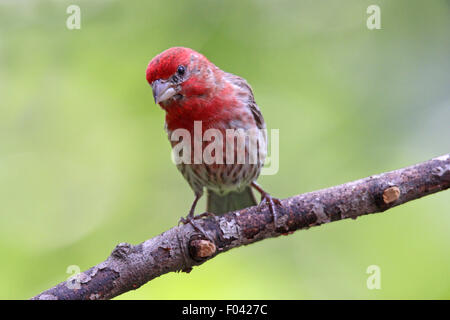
146,47,279,224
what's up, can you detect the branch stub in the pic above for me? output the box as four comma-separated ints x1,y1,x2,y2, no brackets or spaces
189,239,216,261
382,186,401,204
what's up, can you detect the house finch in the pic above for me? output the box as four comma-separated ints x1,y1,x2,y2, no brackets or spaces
146,47,279,225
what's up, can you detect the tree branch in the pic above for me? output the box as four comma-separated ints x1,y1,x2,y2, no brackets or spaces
32,154,450,300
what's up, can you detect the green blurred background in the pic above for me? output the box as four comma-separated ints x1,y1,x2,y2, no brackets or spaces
0,0,449,299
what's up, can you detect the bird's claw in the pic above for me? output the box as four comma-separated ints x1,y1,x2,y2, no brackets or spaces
178,212,214,225
178,212,215,242
258,193,282,228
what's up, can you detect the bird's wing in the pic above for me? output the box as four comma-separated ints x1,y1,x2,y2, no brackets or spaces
225,73,266,130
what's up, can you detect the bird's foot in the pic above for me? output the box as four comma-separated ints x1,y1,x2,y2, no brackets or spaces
179,211,214,225
251,182,282,229
258,192,282,228
179,212,215,241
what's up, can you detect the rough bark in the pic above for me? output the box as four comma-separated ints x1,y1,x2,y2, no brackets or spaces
32,154,450,300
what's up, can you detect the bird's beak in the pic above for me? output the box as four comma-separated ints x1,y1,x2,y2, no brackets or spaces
152,79,176,104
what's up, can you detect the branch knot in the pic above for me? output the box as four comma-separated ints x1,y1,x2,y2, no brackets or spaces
111,242,133,260
188,237,216,261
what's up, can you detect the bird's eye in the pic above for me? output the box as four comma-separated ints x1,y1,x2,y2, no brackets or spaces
177,65,185,75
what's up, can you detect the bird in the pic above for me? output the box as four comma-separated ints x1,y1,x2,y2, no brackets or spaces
146,47,280,226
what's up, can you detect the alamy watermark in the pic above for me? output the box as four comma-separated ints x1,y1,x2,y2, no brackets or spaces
66,264,81,290
366,265,381,290
169,121,279,175
367,5,381,30
66,5,81,30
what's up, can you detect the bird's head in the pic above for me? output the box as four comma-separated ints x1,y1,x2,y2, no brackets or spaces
146,47,217,109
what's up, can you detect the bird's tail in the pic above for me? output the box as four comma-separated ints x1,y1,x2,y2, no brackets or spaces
207,187,257,215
